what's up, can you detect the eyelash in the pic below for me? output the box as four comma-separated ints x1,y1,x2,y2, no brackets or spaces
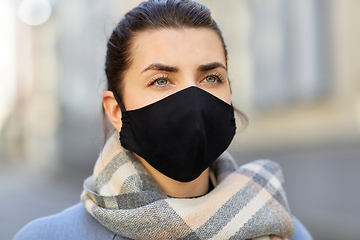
203,73,223,84
148,75,171,87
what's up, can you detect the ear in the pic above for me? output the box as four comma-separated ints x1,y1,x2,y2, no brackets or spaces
103,91,122,132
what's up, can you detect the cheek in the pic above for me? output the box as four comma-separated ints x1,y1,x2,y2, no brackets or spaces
122,85,171,110
122,90,148,111
221,82,232,105
121,83,142,110
219,91,232,105
121,71,152,110
204,85,232,105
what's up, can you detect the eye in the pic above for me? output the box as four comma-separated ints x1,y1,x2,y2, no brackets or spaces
203,73,223,84
156,78,168,86
204,75,218,83
148,75,171,88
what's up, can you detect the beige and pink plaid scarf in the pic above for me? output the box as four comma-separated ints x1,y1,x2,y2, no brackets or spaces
81,133,295,240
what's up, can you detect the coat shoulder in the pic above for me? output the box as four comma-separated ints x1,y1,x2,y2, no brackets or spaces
13,203,128,240
290,216,313,240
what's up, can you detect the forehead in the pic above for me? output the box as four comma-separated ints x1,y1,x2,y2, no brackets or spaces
129,28,226,69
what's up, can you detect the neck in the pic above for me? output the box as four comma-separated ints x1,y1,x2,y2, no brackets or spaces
135,154,209,198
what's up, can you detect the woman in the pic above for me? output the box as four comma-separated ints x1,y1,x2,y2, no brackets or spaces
14,0,312,239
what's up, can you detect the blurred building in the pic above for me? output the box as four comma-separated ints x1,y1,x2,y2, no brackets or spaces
0,0,144,172
0,0,359,239
209,0,360,153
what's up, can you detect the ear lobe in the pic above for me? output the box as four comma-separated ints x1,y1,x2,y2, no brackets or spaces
103,91,122,132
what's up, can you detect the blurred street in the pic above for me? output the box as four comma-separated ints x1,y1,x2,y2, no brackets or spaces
1,140,360,240
0,162,87,240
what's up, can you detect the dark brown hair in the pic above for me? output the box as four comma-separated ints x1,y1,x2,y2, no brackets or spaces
103,0,247,138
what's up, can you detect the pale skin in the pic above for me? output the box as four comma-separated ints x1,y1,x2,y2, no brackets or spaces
103,28,230,198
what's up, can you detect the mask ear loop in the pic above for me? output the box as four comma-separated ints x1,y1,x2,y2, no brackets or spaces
112,91,126,112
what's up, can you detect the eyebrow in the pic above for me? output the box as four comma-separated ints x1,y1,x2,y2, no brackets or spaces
140,61,227,74
141,63,179,74
198,62,227,71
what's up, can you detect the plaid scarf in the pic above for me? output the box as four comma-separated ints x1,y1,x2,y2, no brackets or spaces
81,133,295,240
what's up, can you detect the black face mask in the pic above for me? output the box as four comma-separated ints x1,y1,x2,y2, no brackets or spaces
113,87,236,182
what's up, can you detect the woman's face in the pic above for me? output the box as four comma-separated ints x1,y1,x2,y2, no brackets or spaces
121,28,231,110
